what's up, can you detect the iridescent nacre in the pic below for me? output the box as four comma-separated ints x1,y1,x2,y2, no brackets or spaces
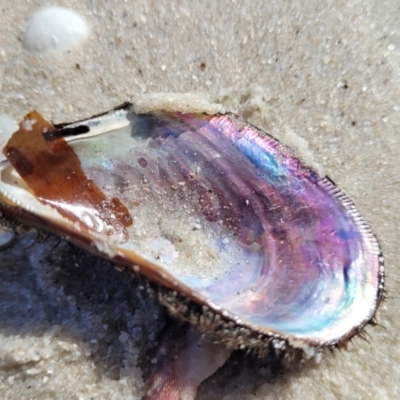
0,104,384,354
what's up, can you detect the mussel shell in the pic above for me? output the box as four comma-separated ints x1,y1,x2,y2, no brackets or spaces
0,105,384,355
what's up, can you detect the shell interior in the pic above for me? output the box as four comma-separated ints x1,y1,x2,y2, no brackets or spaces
0,105,384,352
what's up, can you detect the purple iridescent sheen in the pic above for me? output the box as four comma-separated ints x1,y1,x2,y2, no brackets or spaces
73,111,381,344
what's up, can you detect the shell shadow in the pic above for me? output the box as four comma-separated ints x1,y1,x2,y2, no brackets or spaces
0,231,318,398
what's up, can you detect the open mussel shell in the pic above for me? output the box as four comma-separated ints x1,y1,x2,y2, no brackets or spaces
0,104,384,357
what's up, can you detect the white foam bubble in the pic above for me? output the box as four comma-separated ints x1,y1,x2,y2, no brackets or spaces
22,7,89,54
